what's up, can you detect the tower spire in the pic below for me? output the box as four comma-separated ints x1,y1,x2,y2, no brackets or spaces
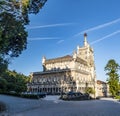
84,33,88,46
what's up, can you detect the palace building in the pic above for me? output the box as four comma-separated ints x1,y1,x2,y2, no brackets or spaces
96,80,109,97
27,33,97,97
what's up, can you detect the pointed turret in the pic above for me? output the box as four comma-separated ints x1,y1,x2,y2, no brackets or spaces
84,33,88,47
73,50,77,60
42,56,46,71
42,56,46,64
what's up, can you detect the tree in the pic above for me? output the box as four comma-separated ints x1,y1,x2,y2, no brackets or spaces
0,78,7,93
0,57,8,77
0,11,27,74
0,0,47,57
0,0,47,24
0,0,47,75
0,12,27,58
105,59,120,97
2,70,28,93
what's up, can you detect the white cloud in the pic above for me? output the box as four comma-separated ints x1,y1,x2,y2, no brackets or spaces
28,37,60,41
74,18,120,37
27,23,74,30
91,30,120,45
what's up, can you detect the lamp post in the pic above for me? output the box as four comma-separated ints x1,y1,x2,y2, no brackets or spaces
61,86,63,99
61,80,64,99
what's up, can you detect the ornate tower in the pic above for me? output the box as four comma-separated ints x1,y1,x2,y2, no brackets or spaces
42,56,46,71
75,33,96,97
84,33,88,47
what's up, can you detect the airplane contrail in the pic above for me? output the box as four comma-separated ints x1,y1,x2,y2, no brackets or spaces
74,18,120,37
57,40,64,44
27,23,74,30
28,37,60,41
91,30,120,45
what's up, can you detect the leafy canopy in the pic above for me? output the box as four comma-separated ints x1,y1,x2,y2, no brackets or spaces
105,59,120,97
0,0,47,73
1,70,29,93
105,59,120,73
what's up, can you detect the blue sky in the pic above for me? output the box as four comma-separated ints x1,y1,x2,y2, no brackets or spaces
9,0,120,81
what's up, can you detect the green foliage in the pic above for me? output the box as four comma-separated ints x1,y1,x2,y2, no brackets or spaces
105,59,120,97
0,0,47,94
21,94,39,99
0,0,47,76
0,57,8,76
85,87,95,94
0,78,7,92
0,0,47,24
1,70,28,93
105,59,120,74
114,95,120,99
0,12,27,58
2,92,41,99
29,0,47,14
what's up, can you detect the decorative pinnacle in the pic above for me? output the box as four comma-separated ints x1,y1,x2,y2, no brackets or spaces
84,33,87,37
84,33,88,46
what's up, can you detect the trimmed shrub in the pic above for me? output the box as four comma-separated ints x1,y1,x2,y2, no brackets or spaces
114,96,120,99
60,92,92,101
21,94,39,99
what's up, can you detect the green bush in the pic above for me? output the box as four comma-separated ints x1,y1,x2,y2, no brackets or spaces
3,92,21,97
21,94,39,99
4,92,39,99
1,92,45,99
60,94,92,101
114,96,120,99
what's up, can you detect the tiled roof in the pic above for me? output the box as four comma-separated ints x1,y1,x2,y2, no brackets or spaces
45,55,73,64
97,80,106,84
32,69,71,75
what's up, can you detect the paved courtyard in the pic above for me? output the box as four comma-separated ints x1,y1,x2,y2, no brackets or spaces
0,95,120,116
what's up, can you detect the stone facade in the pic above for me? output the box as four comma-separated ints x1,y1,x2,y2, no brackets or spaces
96,80,109,97
27,34,96,97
